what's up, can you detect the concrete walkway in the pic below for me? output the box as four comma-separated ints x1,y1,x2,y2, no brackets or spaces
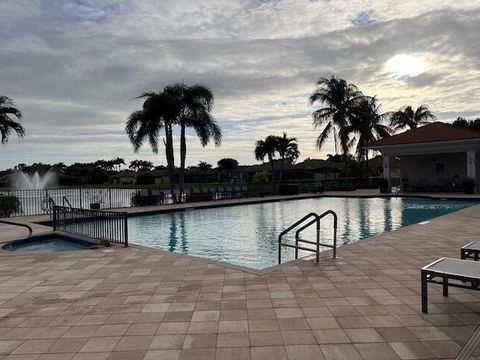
0,195,479,359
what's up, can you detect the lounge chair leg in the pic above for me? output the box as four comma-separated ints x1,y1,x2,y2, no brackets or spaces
421,270,428,314
443,276,448,297
461,249,465,260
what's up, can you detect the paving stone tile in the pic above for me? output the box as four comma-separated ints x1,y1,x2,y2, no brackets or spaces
149,335,185,350
320,344,362,360
249,331,283,347
285,344,325,360
216,333,250,347
345,328,384,343
250,346,287,360
215,347,250,360
314,329,351,344
354,342,401,359
79,337,120,353
178,349,215,360
182,334,216,349
389,341,436,359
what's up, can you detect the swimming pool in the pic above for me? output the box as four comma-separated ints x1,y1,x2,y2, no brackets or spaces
128,197,476,270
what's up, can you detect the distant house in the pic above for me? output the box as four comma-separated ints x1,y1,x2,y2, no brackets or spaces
368,122,480,192
111,169,169,185
111,170,136,185
232,159,343,183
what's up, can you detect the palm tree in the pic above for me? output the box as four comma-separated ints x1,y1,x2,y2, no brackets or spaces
126,91,180,201
0,96,25,144
309,76,363,179
276,133,300,181
389,105,436,131
348,97,391,175
112,157,125,172
254,135,278,182
165,84,221,199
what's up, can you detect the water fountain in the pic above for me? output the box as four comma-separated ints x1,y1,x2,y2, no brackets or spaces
11,170,57,190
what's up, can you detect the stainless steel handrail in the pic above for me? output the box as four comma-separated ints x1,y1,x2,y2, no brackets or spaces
0,219,33,238
278,212,320,264
62,196,73,208
278,210,338,264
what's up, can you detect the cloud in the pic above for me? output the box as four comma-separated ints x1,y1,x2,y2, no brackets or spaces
0,1,479,169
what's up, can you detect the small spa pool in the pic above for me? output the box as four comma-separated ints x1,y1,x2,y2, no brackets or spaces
2,234,93,253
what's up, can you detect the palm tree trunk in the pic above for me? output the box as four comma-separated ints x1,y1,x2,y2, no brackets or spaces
164,123,176,203
279,158,285,182
344,154,348,183
365,150,369,178
179,122,186,202
269,155,276,194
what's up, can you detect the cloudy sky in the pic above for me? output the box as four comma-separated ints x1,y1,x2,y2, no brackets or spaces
1,0,479,170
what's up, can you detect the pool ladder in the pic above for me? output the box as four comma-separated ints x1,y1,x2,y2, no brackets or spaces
278,210,338,265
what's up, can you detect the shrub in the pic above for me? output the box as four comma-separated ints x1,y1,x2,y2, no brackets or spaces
252,171,269,183
379,178,389,193
131,192,163,206
463,177,476,194
0,195,21,217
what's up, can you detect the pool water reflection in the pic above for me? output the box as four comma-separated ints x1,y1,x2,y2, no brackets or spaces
128,197,475,270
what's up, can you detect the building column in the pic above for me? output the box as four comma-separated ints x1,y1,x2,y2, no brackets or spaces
466,151,476,179
383,155,392,193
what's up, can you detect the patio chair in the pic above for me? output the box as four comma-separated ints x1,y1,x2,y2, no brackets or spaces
461,241,480,261
421,257,480,313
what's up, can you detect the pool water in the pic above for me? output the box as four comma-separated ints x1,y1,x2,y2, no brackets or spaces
128,197,476,270
3,235,92,253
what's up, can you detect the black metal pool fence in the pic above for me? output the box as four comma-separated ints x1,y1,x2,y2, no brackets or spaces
53,205,128,246
0,188,140,217
0,186,250,217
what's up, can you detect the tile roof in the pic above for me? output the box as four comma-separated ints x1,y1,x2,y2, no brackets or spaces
369,122,480,147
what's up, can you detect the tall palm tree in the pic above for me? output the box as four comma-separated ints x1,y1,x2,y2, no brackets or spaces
254,135,278,182
126,91,180,201
309,76,363,179
165,84,221,199
389,105,436,131
348,97,391,175
276,133,300,181
0,96,25,144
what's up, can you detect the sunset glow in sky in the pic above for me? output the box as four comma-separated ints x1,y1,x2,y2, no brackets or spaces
1,0,479,169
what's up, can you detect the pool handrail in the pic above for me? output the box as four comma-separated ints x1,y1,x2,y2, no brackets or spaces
0,219,33,238
278,212,320,264
62,196,73,209
278,210,338,264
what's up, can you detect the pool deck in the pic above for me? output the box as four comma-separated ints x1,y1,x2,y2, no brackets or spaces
0,192,480,359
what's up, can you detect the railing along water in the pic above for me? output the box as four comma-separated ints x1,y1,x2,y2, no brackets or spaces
53,206,128,246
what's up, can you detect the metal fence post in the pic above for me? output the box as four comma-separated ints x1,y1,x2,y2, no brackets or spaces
52,206,57,231
109,188,112,209
79,189,82,209
124,214,128,247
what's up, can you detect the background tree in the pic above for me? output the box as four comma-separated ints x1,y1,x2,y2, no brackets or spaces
276,132,300,181
389,105,436,131
453,116,480,130
348,97,391,175
254,135,278,182
129,160,154,172
112,157,125,172
165,84,221,198
198,161,212,183
0,96,25,144
217,158,238,182
309,76,362,180
126,91,180,201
